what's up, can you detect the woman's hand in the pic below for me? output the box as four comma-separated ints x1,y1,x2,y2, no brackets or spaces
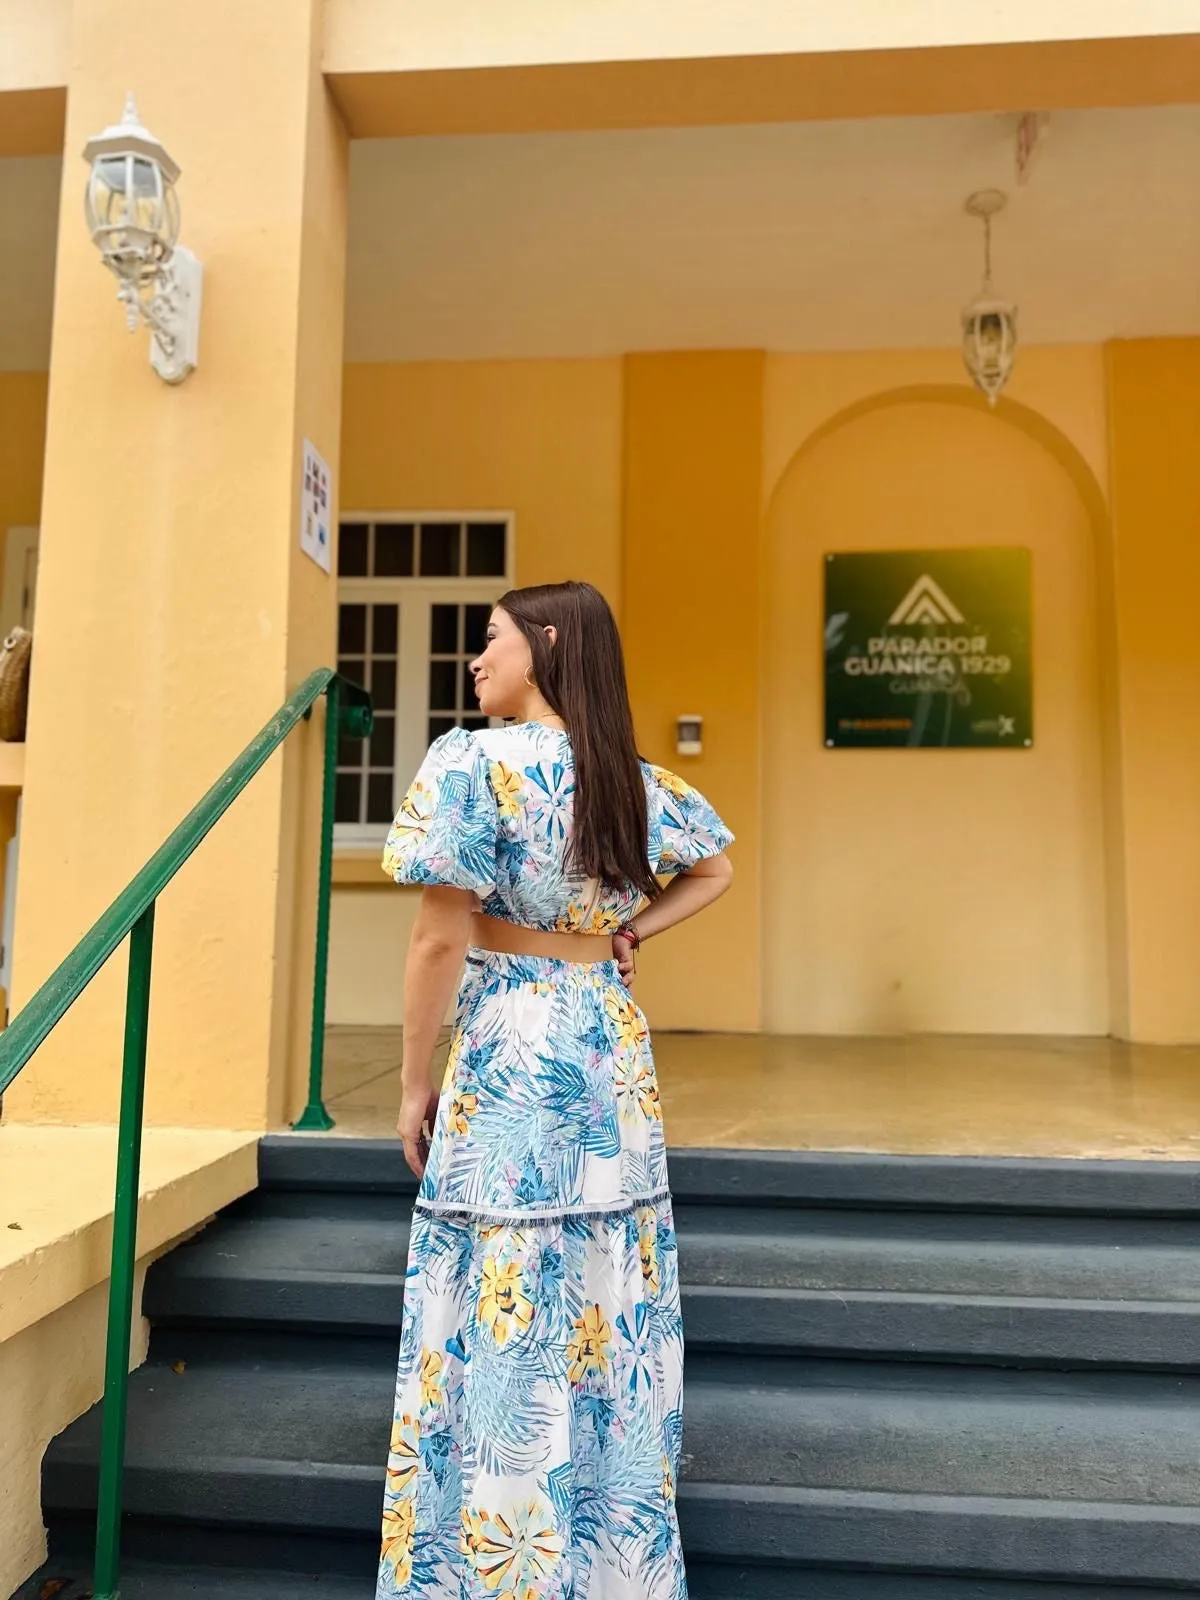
612,931,637,987
397,1078,440,1179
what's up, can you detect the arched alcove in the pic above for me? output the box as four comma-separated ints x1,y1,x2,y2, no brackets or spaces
762,387,1118,1036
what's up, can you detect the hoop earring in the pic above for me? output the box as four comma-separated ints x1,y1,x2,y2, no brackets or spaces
524,666,536,688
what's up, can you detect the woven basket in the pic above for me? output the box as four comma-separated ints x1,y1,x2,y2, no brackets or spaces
0,627,33,742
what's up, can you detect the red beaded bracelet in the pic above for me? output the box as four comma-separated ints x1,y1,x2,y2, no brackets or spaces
615,923,642,951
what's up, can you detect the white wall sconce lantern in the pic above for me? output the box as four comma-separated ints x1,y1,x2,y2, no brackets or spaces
83,94,203,385
961,189,1017,407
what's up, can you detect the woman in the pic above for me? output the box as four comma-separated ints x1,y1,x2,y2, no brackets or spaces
376,580,733,1600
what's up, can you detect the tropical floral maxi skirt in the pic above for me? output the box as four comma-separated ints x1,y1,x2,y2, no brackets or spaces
376,949,688,1600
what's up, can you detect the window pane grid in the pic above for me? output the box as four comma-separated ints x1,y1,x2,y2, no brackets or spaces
428,602,488,745
336,600,399,826
339,518,508,583
336,515,511,837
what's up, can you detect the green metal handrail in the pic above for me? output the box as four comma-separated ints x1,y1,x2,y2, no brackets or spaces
0,666,372,1600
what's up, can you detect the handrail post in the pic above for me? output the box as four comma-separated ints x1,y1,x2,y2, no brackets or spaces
294,676,338,1131
92,901,156,1600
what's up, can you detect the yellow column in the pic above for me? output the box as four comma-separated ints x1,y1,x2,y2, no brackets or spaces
5,0,348,1126
1106,338,1200,1044
621,351,764,1032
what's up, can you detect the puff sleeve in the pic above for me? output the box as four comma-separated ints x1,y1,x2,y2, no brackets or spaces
645,764,735,877
382,729,498,896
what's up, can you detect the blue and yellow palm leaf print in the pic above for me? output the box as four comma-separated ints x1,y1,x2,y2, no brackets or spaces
377,722,725,1598
382,728,497,896
465,1345,557,1478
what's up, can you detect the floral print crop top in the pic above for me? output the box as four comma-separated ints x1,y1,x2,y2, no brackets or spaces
382,722,734,933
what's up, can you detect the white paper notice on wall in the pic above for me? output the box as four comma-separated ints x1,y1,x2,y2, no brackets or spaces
300,439,332,574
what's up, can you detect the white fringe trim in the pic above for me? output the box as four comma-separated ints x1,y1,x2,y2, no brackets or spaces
414,1190,672,1229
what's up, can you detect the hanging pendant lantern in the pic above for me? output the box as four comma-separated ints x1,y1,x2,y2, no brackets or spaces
962,189,1017,406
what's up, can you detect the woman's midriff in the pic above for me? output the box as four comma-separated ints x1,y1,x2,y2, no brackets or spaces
470,912,614,964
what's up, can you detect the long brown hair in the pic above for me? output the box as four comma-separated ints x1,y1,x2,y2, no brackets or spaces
497,580,661,902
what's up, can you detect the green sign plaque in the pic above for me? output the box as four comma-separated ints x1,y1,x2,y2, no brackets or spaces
824,548,1032,749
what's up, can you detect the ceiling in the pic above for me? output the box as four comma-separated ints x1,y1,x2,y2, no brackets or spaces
345,105,1200,360
5,104,1200,370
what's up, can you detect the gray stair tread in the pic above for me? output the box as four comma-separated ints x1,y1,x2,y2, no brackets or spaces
44,1342,1200,1506
686,1577,1200,1600
152,1212,409,1282
40,1141,1200,1595
15,1567,367,1600
157,1200,1200,1301
675,1206,1200,1298
259,1137,1200,1214
146,1202,1200,1369
686,1576,1200,1600
17,1563,1198,1600
147,1277,1200,1369
50,1348,395,1468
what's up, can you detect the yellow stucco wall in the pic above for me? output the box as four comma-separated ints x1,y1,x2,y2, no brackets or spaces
1106,339,1200,1044
0,372,47,538
763,391,1108,1034
325,0,1200,74
2,340,1195,1055
5,0,348,1129
0,342,1178,1045
1,1268,151,1597
323,13,1200,143
8,0,1199,99
341,359,624,600
761,347,1110,500
0,1124,258,1595
0,1,70,94
330,342,1200,1044
759,349,1115,1035
622,350,764,1033
330,358,623,1025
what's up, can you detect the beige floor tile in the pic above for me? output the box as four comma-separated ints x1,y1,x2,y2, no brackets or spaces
315,1029,1200,1158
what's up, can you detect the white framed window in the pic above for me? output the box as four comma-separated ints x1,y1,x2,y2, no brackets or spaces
335,513,513,848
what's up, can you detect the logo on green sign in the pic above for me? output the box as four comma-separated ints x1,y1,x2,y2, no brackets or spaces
889,575,963,625
824,549,1032,749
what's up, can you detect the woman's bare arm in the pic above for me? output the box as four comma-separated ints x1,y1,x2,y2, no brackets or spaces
629,853,734,945
397,885,474,1176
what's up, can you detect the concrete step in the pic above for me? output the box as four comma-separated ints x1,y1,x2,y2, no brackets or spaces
40,1335,1200,1585
157,1197,1200,1301
145,1194,1200,1365
259,1137,1200,1216
14,1566,368,1600
16,1558,1200,1600
34,1142,1200,1598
